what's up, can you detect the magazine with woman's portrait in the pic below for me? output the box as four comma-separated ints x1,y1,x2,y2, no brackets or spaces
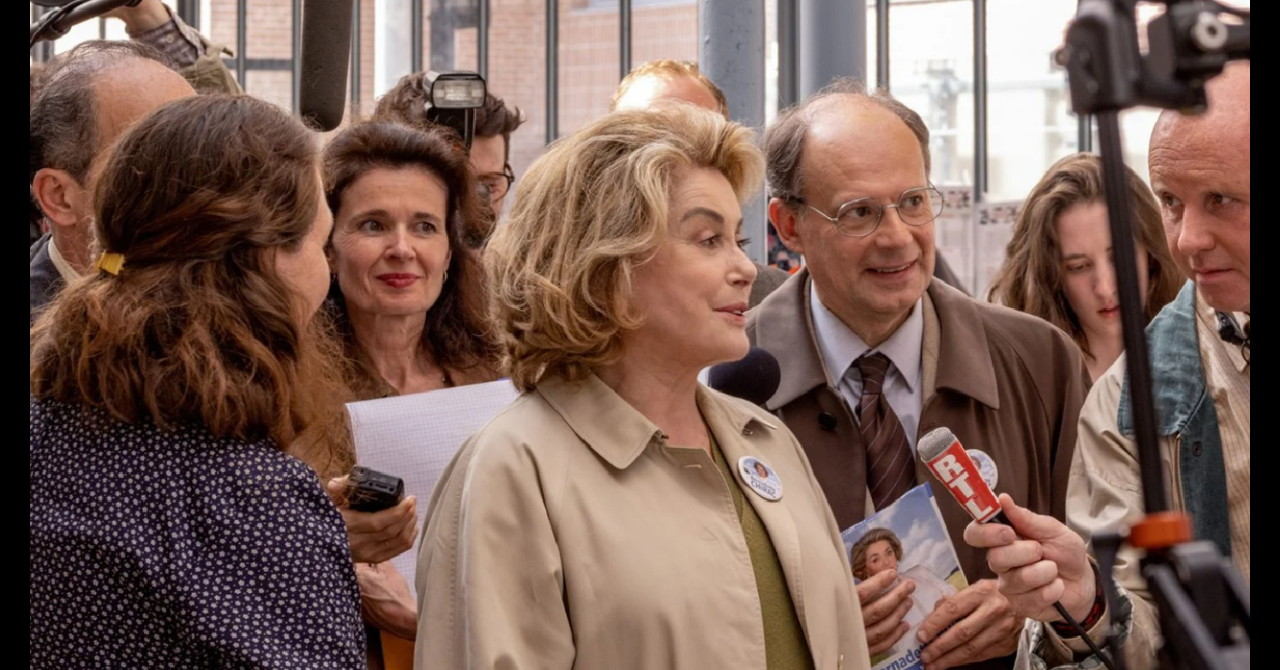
841,483,968,670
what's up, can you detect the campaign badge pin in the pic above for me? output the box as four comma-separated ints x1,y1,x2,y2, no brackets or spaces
738,456,783,501
967,449,999,490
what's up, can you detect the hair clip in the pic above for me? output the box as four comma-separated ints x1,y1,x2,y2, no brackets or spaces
95,252,125,276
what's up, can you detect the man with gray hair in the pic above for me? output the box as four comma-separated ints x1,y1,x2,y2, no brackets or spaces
30,40,195,318
748,79,1089,670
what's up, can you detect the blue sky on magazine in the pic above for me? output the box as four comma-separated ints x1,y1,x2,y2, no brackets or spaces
849,484,961,581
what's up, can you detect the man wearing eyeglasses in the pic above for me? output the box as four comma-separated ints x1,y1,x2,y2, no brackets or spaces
469,92,524,219
748,79,1089,670
373,75,525,220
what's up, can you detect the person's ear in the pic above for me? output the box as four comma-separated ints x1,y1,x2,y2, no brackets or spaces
769,197,805,255
31,168,88,231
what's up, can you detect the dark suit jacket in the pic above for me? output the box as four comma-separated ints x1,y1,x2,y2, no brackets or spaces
748,269,1089,670
30,233,62,323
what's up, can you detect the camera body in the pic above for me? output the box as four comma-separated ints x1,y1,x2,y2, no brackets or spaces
347,465,405,513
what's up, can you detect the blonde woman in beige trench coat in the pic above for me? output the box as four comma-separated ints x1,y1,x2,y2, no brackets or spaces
414,105,873,670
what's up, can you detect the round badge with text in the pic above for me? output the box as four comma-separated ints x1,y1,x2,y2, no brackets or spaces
738,456,783,501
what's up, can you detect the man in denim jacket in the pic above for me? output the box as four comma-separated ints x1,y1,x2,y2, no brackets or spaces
965,62,1250,670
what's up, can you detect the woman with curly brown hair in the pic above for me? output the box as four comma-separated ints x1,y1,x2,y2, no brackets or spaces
30,95,364,667
988,153,1183,381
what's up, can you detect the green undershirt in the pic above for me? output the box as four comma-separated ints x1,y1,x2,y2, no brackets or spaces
710,433,816,670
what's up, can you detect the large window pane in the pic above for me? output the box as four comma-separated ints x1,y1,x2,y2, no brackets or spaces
375,0,413,100
888,0,974,188
985,0,1075,200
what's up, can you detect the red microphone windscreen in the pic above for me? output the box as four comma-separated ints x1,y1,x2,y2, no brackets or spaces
919,427,1003,523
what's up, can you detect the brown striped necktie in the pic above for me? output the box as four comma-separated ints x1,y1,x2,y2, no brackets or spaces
856,352,915,509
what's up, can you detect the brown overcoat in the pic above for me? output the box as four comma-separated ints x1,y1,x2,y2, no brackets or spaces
748,269,1089,670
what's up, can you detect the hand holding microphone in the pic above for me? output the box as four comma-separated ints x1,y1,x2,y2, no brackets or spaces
962,493,1097,625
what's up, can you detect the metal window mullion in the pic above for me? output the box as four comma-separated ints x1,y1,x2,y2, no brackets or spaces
777,0,797,108
876,0,889,89
350,0,362,110
412,0,424,74
546,0,559,144
236,0,247,85
620,0,631,80
177,0,200,30
291,0,301,112
972,0,987,201
479,0,490,79
1078,113,1093,153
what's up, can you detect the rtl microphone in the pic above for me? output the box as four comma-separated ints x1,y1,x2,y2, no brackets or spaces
708,347,781,408
299,0,355,132
919,427,1113,666
918,426,1010,526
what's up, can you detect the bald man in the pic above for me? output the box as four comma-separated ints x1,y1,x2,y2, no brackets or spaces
964,63,1250,670
31,41,196,319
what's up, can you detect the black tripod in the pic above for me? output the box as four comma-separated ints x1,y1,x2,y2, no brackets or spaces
1060,2,1249,669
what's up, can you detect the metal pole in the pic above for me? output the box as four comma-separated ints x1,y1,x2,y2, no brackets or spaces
236,0,247,86
1077,113,1093,153
292,0,301,113
876,0,889,89
478,0,489,79
429,0,454,72
973,0,987,201
1097,110,1164,514
700,0,766,263
797,0,865,99
546,0,559,143
412,0,424,74
776,0,797,108
350,0,361,112
176,0,200,29
620,0,632,81
412,0,422,73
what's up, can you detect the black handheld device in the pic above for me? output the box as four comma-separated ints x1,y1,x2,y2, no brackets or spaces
347,466,405,513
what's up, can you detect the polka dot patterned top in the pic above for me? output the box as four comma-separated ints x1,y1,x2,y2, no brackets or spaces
30,398,366,669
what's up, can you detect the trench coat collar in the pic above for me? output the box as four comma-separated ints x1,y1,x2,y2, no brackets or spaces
536,373,776,470
753,267,1000,412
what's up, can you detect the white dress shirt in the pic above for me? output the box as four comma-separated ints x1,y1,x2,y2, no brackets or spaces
809,283,924,452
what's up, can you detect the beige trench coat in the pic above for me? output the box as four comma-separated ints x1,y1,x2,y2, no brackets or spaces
414,373,871,670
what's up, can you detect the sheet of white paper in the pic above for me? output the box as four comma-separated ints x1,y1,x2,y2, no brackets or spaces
346,379,521,592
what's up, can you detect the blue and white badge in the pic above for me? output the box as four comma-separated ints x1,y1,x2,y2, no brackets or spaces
967,449,999,491
738,456,783,501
